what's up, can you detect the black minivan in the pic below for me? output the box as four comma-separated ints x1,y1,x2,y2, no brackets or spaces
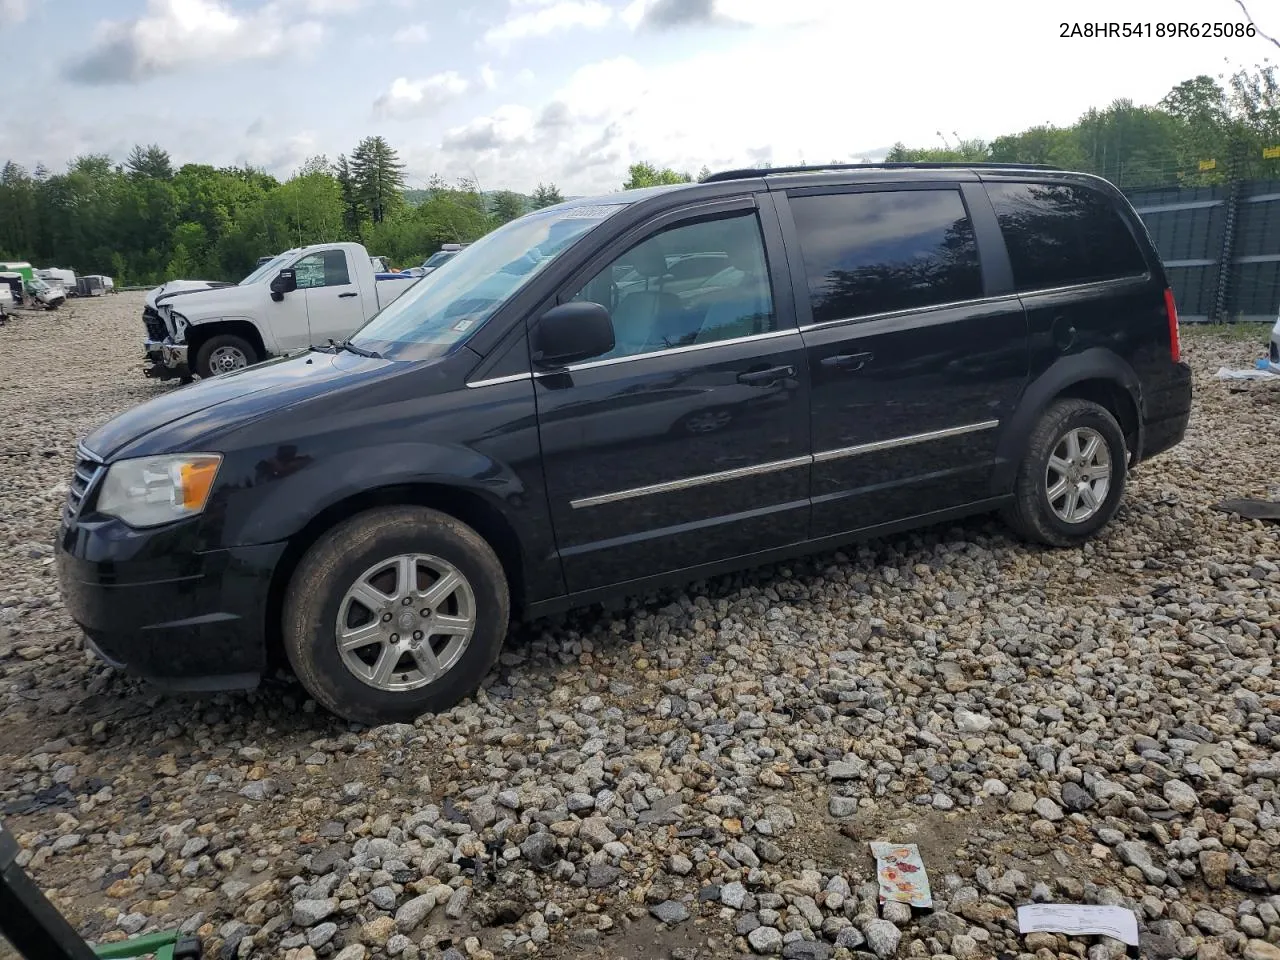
56,163,1192,724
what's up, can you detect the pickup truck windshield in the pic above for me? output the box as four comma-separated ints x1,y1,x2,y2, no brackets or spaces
240,252,293,285
351,203,626,360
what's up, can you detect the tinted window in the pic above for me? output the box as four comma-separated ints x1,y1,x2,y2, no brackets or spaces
294,250,350,289
985,181,1148,292
791,189,983,324
570,211,776,360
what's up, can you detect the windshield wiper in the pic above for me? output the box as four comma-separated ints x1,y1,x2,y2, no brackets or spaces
329,338,382,359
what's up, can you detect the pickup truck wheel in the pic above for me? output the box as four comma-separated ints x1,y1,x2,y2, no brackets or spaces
1002,398,1127,547
194,334,258,378
282,506,509,725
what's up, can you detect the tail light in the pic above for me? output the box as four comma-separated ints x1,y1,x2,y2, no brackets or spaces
1164,287,1181,363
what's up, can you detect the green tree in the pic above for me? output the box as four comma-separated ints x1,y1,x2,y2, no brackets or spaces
350,136,406,225
125,143,174,180
334,154,363,236
530,182,564,208
489,190,526,225
623,161,692,189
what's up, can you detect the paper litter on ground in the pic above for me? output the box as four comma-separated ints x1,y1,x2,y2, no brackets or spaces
869,842,932,907
1017,903,1140,945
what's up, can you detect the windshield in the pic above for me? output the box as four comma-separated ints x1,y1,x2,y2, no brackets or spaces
240,252,293,285
352,203,626,360
29,277,50,294
423,251,456,268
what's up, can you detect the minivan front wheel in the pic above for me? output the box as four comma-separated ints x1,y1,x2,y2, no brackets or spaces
283,507,509,724
1003,398,1127,547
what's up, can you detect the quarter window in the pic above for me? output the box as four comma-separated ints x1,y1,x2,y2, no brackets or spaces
790,189,984,324
985,181,1148,292
569,211,777,360
293,250,351,289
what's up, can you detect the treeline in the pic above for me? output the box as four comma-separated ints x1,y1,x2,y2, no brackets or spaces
4,66,1277,284
885,65,1280,186
0,136,565,285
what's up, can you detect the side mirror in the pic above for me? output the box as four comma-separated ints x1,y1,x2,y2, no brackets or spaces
270,269,297,301
532,302,615,367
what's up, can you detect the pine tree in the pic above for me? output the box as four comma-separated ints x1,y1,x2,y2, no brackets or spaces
349,136,406,224
126,144,174,180
531,182,564,209
335,154,362,235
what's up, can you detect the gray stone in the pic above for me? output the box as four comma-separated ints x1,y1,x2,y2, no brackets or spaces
292,898,337,927
521,832,558,869
747,926,784,955
650,900,690,925
863,919,901,958
395,894,435,932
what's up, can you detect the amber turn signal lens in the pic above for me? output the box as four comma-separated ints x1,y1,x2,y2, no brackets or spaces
179,457,222,510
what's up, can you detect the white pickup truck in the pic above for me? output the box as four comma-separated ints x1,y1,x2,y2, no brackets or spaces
143,242,418,380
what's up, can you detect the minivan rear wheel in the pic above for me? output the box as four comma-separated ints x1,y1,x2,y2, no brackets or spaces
282,506,509,725
1002,398,1127,547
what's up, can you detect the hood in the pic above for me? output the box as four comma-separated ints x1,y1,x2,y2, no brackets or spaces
146,279,233,310
84,349,393,459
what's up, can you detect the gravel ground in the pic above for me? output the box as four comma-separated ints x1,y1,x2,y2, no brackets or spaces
1,292,1279,960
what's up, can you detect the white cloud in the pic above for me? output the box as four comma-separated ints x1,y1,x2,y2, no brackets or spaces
64,0,326,85
481,64,499,90
393,23,430,43
0,0,33,22
483,0,612,48
622,0,840,29
374,72,470,119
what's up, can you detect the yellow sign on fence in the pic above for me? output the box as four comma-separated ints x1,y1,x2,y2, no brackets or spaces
1199,159,1217,171
1264,145,1280,159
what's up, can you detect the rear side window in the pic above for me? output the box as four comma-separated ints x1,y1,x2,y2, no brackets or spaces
985,181,1148,292
790,189,983,324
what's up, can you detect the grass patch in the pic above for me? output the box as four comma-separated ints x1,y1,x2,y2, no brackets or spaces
1182,321,1272,343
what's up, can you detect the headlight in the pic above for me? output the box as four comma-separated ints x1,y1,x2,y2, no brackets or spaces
96,454,222,527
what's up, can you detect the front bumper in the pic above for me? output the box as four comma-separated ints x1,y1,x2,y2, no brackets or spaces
56,518,287,691
143,338,190,380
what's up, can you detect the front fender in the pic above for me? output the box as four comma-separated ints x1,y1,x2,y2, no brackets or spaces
990,347,1143,496
185,315,277,352
219,442,524,546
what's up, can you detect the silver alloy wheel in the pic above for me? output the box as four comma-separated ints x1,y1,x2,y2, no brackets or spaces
1045,426,1112,524
335,554,476,691
209,344,249,373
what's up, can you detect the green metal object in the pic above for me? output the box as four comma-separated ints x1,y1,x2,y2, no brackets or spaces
92,931,187,959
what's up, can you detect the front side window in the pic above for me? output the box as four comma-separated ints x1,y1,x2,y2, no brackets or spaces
985,181,1148,292
294,250,351,289
790,189,983,325
569,211,776,360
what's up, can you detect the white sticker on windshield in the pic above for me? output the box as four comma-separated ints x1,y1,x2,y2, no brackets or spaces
452,319,474,332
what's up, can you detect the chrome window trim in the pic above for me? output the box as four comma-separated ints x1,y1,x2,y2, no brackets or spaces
798,273,1152,333
798,295,1017,332
465,372,534,389
812,420,999,463
535,328,798,376
569,454,811,510
569,419,1000,509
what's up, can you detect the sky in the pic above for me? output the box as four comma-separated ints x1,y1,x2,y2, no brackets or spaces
2,0,1279,196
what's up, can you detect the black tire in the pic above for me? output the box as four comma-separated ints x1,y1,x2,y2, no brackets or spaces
194,333,258,378
1002,398,1127,547
282,506,509,725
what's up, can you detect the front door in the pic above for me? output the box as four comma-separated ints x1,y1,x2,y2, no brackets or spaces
295,249,367,347
534,198,812,594
779,183,1029,538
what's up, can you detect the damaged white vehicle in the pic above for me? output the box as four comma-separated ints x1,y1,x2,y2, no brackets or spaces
143,243,418,381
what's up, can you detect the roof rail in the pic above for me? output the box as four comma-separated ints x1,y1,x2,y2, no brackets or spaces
700,161,1060,184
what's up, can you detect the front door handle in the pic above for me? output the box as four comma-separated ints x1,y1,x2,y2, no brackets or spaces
737,364,795,386
338,292,358,299
822,351,873,372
